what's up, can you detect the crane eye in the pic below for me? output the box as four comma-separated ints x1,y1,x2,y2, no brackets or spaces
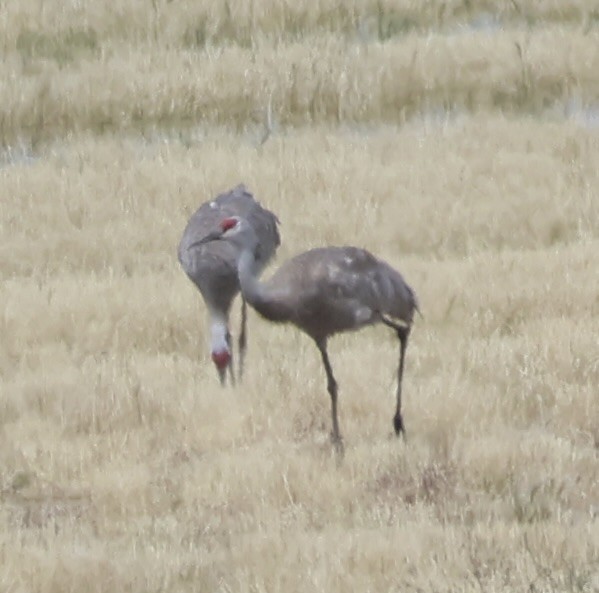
221,217,238,232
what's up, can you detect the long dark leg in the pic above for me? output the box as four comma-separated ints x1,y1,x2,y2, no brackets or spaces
238,298,248,381
393,326,410,437
381,317,411,437
316,338,344,456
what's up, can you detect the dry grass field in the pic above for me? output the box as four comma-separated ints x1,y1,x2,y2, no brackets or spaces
1,1,599,592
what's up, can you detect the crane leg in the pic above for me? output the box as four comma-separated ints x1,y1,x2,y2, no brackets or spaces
393,326,410,437
381,317,411,438
238,298,248,381
316,339,344,457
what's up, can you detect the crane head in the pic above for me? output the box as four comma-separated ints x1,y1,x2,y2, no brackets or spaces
190,216,259,260
189,216,243,249
212,349,231,371
218,216,258,249
213,350,230,385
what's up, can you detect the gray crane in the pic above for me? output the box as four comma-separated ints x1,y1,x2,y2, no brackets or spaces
177,186,280,385
192,216,419,453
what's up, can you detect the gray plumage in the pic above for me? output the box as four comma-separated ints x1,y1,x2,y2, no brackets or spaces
195,216,419,454
247,247,418,339
178,185,280,385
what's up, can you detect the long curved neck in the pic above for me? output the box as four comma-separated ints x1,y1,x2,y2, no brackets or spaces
237,248,268,310
238,247,292,324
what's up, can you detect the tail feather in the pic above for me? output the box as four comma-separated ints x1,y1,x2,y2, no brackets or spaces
406,282,422,321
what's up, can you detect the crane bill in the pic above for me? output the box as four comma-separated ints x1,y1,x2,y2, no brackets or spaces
189,229,223,248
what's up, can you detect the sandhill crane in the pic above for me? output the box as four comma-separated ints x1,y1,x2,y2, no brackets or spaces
192,216,419,453
178,186,280,385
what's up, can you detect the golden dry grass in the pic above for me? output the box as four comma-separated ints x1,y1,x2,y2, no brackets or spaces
4,27,599,143
1,2,599,592
2,1,599,145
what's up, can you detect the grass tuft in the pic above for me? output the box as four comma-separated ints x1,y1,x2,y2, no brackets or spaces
1,2,598,590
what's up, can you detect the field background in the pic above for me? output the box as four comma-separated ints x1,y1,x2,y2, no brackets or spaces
1,1,598,591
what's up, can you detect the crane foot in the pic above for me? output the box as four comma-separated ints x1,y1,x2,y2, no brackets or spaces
330,432,345,461
393,413,405,437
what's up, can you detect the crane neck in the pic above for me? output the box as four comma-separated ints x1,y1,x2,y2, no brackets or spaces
237,248,266,309
209,314,229,354
237,245,292,324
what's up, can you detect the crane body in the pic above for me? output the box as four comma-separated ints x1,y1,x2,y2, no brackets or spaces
178,186,280,384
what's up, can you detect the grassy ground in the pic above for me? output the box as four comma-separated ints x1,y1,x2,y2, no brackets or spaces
1,2,598,592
